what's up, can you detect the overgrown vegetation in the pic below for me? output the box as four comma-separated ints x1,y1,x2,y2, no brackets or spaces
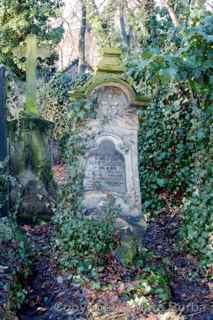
0,0,64,74
41,72,92,138
0,0,212,318
55,200,118,273
53,88,119,274
127,13,213,268
0,160,32,315
0,160,20,239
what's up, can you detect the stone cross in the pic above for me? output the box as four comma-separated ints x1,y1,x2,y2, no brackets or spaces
14,34,50,115
0,65,8,216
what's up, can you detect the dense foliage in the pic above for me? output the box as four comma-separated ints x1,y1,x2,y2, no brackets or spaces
46,2,213,270
41,71,91,138
127,13,213,267
0,1,212,317
0,0,64,73
55,204,118,273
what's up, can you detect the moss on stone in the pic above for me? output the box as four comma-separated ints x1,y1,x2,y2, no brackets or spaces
8,114,56,222
115,234,138,267
96,48,125,75
8,116,53,179
70,48,150,107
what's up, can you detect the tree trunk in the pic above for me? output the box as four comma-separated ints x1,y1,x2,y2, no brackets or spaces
119,1,133,52
0,65,8,217
119,2,128,50
79,0,87,74
162,0,180,28
85,0,106,46
0,65,7,162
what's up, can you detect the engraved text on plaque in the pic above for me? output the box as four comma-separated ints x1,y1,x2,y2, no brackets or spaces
84,140,127,193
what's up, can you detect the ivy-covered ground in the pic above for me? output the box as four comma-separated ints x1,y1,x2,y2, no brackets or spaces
4,213,209,320
0,240,27,319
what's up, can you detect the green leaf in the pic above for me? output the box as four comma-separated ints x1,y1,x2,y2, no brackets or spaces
157,178,166,187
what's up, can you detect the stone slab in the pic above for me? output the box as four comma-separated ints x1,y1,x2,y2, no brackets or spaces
83,85,141,218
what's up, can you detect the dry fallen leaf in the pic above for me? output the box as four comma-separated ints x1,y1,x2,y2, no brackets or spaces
146,314,159,320
36,306,48,314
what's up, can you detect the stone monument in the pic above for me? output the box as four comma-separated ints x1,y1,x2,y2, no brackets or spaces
8,35,56,223
72,48,149,232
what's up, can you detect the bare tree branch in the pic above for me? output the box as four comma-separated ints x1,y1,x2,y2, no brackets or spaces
162,0,181,28
79,0,87,73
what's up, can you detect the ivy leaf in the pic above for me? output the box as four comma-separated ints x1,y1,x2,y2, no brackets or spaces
157,178,166,187
159,68,177,83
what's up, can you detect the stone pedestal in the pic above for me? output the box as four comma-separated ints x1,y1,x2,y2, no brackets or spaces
8,115,56,223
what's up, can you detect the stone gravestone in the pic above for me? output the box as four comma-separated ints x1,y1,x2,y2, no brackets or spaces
71,48,150,265
72,48,149,237
0,65,8,216
8,35,56,223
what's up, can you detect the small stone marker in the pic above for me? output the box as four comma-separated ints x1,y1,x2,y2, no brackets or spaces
13,34,50,115
0,65,8,216
72,48,149,225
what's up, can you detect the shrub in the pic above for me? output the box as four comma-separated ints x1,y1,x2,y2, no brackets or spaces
55,207,118,273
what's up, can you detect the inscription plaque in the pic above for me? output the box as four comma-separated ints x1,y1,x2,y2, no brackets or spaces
84,140,127,193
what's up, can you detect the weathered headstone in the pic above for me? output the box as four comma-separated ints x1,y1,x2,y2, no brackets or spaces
72,48,149,231
8,36,56,223
71,48,150,265
0,65,8,217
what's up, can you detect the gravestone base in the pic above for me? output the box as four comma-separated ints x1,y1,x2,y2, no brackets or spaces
113,214,147,267
84,191,145,229
8,115,56,223
114,230,138,267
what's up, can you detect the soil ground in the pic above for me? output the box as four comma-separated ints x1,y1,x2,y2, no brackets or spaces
12,212,212,320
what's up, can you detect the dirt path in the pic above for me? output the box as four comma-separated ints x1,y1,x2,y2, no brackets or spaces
17,225,87,320
15,215,212,320
144,212,212,320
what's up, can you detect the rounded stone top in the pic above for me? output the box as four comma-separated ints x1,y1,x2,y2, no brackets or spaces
70,47,150,107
